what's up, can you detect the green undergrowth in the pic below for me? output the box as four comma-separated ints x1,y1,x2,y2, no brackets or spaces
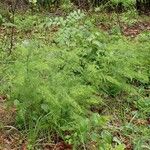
0,10,150,149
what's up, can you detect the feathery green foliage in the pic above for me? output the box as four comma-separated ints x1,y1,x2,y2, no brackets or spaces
0,10,149,149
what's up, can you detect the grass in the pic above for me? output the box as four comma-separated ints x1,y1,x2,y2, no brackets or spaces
0,9,150,150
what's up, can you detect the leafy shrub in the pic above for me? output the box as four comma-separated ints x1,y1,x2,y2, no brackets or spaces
6,39,108,148
54,11,149,96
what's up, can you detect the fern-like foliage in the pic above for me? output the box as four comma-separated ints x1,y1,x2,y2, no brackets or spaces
1,10,149,148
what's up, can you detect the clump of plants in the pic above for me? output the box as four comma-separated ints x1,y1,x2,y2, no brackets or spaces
1,10,149,149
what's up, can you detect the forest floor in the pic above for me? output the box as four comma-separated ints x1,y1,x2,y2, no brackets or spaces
0,11,150,150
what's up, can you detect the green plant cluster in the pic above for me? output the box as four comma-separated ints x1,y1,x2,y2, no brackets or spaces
28,0,136,10
0,10,149,149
